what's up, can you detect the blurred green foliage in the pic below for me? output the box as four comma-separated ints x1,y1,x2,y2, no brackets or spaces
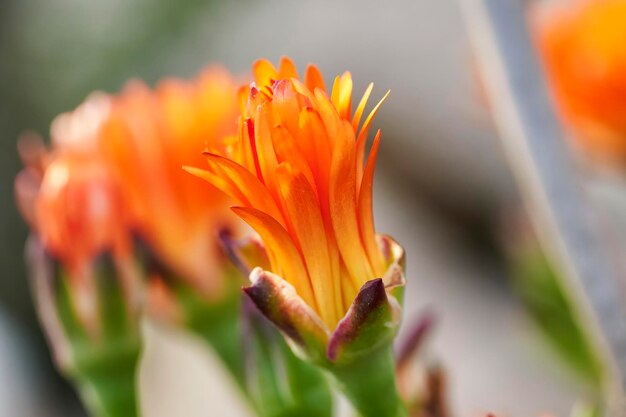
511,243,604,389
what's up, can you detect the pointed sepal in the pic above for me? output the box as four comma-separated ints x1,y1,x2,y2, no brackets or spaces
242,296,333,417
327,278,401,363
243,267,330,363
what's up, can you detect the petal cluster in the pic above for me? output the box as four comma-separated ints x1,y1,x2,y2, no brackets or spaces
189,57,389,328
36,152,130,276
16,67,244,299
99,67,241,293
15,96,130,279
534,0,626,161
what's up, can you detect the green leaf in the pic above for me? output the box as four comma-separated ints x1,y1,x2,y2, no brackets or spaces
511,244,604,388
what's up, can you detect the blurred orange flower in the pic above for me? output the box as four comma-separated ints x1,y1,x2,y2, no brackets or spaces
534,0,626,163
99,67,242,295
15,96,135,332
35,152,130,277
16,95,130,279
188,57,389,328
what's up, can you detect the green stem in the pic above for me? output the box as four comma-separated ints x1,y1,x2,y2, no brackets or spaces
189,298,244,387
330,346,407,417
53,261,143,417
174,283,245,389
247,321,333,417
176,282,334,417
72,337,142,417
279,341,333,417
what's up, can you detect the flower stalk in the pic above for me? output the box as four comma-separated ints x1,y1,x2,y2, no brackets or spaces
16,119,144,417
167,270,246,387
331,345,406,417
28,237,142,417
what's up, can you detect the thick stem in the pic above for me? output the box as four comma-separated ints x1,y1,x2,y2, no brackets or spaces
51,258,143,417
244,302,333,417
190,297,245,387
330,346,408,417
72,338,142,417
175,282,245,389
180,283,334,417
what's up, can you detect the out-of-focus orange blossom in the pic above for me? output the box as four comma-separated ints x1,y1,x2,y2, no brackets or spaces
99,67,243,295
16,95,131,280
534,0,626,164
15,96,135,333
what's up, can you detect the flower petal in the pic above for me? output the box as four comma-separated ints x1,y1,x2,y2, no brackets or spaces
304,65,327,93
276,163,337,326
330,121,374,290
278,56,299,80
358,130,386,276
352,83,373,132
253,59,279,87
356,90,390,182
203,152,285,226
232,206,316,309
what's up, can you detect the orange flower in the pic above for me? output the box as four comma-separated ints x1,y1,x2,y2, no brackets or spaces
15,96,136,333
35,152,130,277
99,67,241,294
188,57,390,328
534,0,626,162
16,95,130,279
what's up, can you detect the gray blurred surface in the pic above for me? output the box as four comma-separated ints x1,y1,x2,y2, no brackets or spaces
0,310,84,417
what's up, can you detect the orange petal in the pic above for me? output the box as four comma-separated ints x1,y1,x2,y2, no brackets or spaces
271,124,317,194
290,78,318,109
358,130,385,276
297,108,332,210
304,65,327,93
232,206,316,309
272,80,301,137
337,72,353,120
330,76,342,111
276,163,337,327
313,89,341,144
330,121,374,289
328,72,353,120
352,83,373,132
253,59,279,87
278,56,299,79
253,104,279,195
204,153,285,226
182,166,250,206
356,90,390,183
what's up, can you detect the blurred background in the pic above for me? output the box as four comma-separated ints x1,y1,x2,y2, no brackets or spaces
0,0,606,416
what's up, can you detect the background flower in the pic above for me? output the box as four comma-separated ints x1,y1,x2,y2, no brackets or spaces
534,0,626,164
100,67,242,295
